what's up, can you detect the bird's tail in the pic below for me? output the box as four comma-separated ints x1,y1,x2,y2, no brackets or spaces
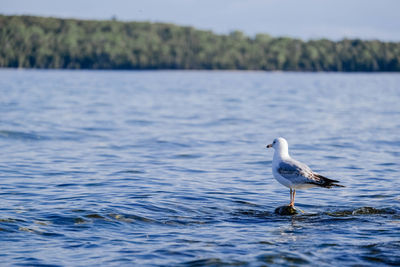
315,174,345,188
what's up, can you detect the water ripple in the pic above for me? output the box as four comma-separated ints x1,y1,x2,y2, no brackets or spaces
1,70,400,266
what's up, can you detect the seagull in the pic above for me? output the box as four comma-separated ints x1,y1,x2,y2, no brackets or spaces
266,137,344,207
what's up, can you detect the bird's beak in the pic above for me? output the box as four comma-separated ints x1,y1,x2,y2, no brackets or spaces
266,144,272,148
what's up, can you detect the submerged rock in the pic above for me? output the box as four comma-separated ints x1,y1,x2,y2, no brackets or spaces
326,206,397,217
274,205,298,215
352,206,395,215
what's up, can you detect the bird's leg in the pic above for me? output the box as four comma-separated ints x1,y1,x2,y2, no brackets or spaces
289,188,295,207
292,189,296,207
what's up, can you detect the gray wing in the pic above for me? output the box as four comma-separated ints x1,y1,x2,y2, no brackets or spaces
277,159,342,187
277,160,315,183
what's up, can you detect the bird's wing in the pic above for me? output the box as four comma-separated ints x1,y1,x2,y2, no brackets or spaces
277,159,316,184
277,159,342,187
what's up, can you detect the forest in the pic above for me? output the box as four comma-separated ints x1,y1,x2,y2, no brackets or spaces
1,15,399,71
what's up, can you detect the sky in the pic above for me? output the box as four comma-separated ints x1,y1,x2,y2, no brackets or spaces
1,0,400,41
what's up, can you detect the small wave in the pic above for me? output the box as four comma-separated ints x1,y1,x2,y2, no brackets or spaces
43,214,89,225
18,226,64,237
56,183,78,187
232,209,274,219
0,130,46,141
125,119,154,126
0,218,25,223
344,165,364,170
162,217,211,226
359,241,400,265
232,200,260,207
156,139,191,148
216,117,252,125
257,251,310,265
373,139,400,147
377,162,397,166
173,153,203,159
113,169,146,174
181,258,247,266
166,166,208,173
324,155,344,160
108,213,155,223
81,126,114,132
245,160,271,165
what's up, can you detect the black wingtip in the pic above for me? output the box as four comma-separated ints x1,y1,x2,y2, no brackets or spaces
314,174,345,188
329,183,345,188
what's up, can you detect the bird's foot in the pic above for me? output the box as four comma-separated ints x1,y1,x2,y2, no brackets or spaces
295,207,305,213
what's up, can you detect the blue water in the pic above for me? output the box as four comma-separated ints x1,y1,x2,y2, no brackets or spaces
1,69,400,266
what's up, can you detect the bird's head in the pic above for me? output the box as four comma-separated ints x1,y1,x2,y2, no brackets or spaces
266,137,288,151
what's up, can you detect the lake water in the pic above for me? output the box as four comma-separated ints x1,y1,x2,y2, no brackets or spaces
1,69,400,266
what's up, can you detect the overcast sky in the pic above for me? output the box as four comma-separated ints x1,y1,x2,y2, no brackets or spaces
1,0,399,41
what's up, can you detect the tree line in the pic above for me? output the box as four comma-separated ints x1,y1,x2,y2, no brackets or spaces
1,15,399,71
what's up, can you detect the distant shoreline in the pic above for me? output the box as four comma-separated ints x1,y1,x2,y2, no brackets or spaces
1,15,399,72
2,68,399,75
